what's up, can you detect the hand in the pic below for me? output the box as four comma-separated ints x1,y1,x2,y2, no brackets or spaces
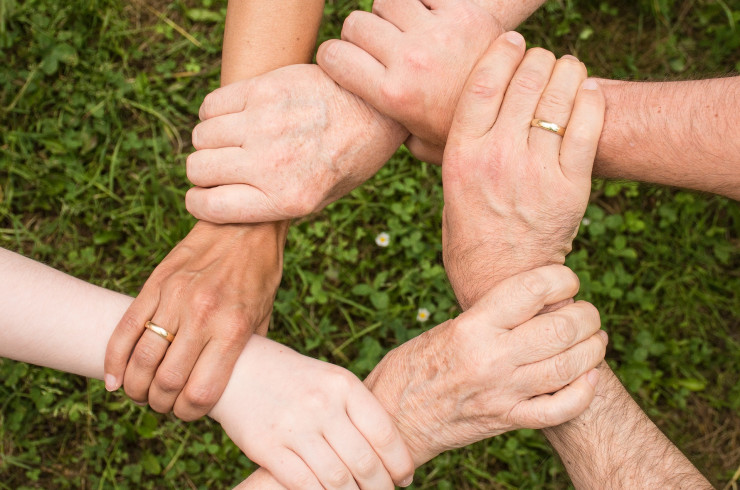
366,265,606,464
104,220,286,420
317,0,502,164
209,336,415,490
185,64,407,223
441,33,605,309
231,265,606,488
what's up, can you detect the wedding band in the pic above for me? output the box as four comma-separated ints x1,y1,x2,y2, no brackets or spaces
531,118,566,136
144,321,175,343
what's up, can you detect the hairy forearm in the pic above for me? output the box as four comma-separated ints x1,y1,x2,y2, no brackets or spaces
544,362,710,489
595,77,740,199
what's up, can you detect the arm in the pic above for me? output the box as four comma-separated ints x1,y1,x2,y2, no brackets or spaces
237,264,605,489
543,364,711,488
438,34,711,488
221,0,324,84
318,0,740,199
104,0,323,420
594,77,740,199
182,0,541,224
0,247,415,488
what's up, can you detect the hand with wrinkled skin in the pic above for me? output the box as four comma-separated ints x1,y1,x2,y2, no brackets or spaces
233,265,607,488
185,64,407,224
210,336,415,490
318,0,502,164
104,220,286,421
441,33,605,309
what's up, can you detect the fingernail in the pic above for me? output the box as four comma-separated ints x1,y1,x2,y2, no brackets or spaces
587,369,600,387
400,476,413,487
104,374,119,392
561,54,579,62
582,78,599,90
504,31,524,47
598,330,609,344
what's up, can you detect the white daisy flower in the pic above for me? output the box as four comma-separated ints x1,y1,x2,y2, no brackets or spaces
581,218,591,226
416,308,430,322
375,232,390,247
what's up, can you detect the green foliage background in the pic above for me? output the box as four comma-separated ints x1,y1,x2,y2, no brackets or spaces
1,0,738,487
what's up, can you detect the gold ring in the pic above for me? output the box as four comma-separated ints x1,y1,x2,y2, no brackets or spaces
144,321,175,343
531,118,566,136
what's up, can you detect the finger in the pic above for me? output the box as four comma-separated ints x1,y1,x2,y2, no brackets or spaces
494,47,557,142
447,31,526,143
519,331,607,395
529,55,587,157
559,78,605,183
147,327,204,413
509,301,601,365
198,79,252,120
123,309,179,404
341,11,401,65
404,135,443,165
291,437,358,490
260,447,324,490
511,369,600,428
346,384,415,487
324,422,395,489
191,112,248,150
104,284,160,391
317,40,386,110
186,147,254,188
173,336,247,421
185,185,284,223
372,0,431,31
464,264,580,331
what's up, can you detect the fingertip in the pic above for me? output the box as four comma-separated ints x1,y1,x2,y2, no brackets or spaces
581,78,599,91
316,39,340,68
104,373,120,392
587,368,600,388
502,30,525,48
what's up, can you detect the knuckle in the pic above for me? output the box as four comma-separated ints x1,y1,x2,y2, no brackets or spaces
132,342,163,369
355,452,380,478
553,352,573,385
191,289,220,314
519,269,547,299
182,383,219,411
539,89,570,110
551,313,577,346
467,69,504,99
283,193,317,218
290,469,317,490
154,367,187,394
373,422,398,449
513,70,547,93
327,467,352,487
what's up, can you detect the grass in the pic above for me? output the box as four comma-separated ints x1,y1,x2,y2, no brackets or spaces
1,0,738,488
